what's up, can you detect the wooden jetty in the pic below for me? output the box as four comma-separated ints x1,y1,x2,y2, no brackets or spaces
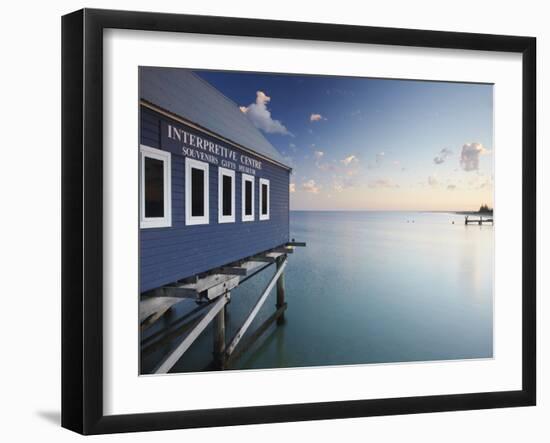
464,215,494,225
140,240,305,374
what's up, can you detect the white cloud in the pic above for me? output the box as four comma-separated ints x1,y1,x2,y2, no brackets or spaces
341,155,358,166
460,142,489,171
289,183,296,193
240,91,291,135
313,150,336,171
333,176,356,191
368,178,399,189
310,113,326,122
447,184,457,191
434,148,453,165
302,179,321,193
376,152,385,165
428,175,439,187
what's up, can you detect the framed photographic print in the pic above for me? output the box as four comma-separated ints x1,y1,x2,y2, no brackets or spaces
61,8,536,434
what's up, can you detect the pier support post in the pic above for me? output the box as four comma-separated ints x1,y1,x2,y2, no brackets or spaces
213,293,227,369
276,256,286,325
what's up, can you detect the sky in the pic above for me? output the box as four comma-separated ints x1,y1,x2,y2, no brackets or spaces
196,70,494,211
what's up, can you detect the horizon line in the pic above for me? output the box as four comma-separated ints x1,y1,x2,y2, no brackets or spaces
289,209,488,212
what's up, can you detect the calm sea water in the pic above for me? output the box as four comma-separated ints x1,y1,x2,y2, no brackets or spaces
141,211,494,373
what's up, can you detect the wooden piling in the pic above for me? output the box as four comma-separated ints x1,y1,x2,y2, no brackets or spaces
153,294,229,374
226,259,288,357
225,303,287,368
213,293,227,370
276,256,286,325
143,241,305,372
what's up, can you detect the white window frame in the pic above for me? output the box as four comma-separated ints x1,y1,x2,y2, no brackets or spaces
259,178,270,221
218,167,236,223
185,158,210,226
241,173,255,222
139,145,172,229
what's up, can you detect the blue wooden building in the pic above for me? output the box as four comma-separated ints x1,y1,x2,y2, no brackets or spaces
139,67,292,293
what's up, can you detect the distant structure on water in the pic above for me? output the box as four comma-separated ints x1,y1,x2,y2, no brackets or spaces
478,204,493,216
464,204,494,225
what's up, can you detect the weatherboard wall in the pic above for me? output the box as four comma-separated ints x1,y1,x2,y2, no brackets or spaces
140,106,290,293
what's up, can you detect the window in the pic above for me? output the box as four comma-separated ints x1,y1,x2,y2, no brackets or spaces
218,167,235,223
241,173,254,222
259,178,270,221
185,158,209,225
140,145,171,229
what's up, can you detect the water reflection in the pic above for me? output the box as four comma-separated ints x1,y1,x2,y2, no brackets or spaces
141,211,494,374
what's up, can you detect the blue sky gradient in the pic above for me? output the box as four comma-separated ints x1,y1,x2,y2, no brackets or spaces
196,70,494,211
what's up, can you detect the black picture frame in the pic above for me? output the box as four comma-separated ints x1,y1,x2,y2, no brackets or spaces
61,8,536,435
